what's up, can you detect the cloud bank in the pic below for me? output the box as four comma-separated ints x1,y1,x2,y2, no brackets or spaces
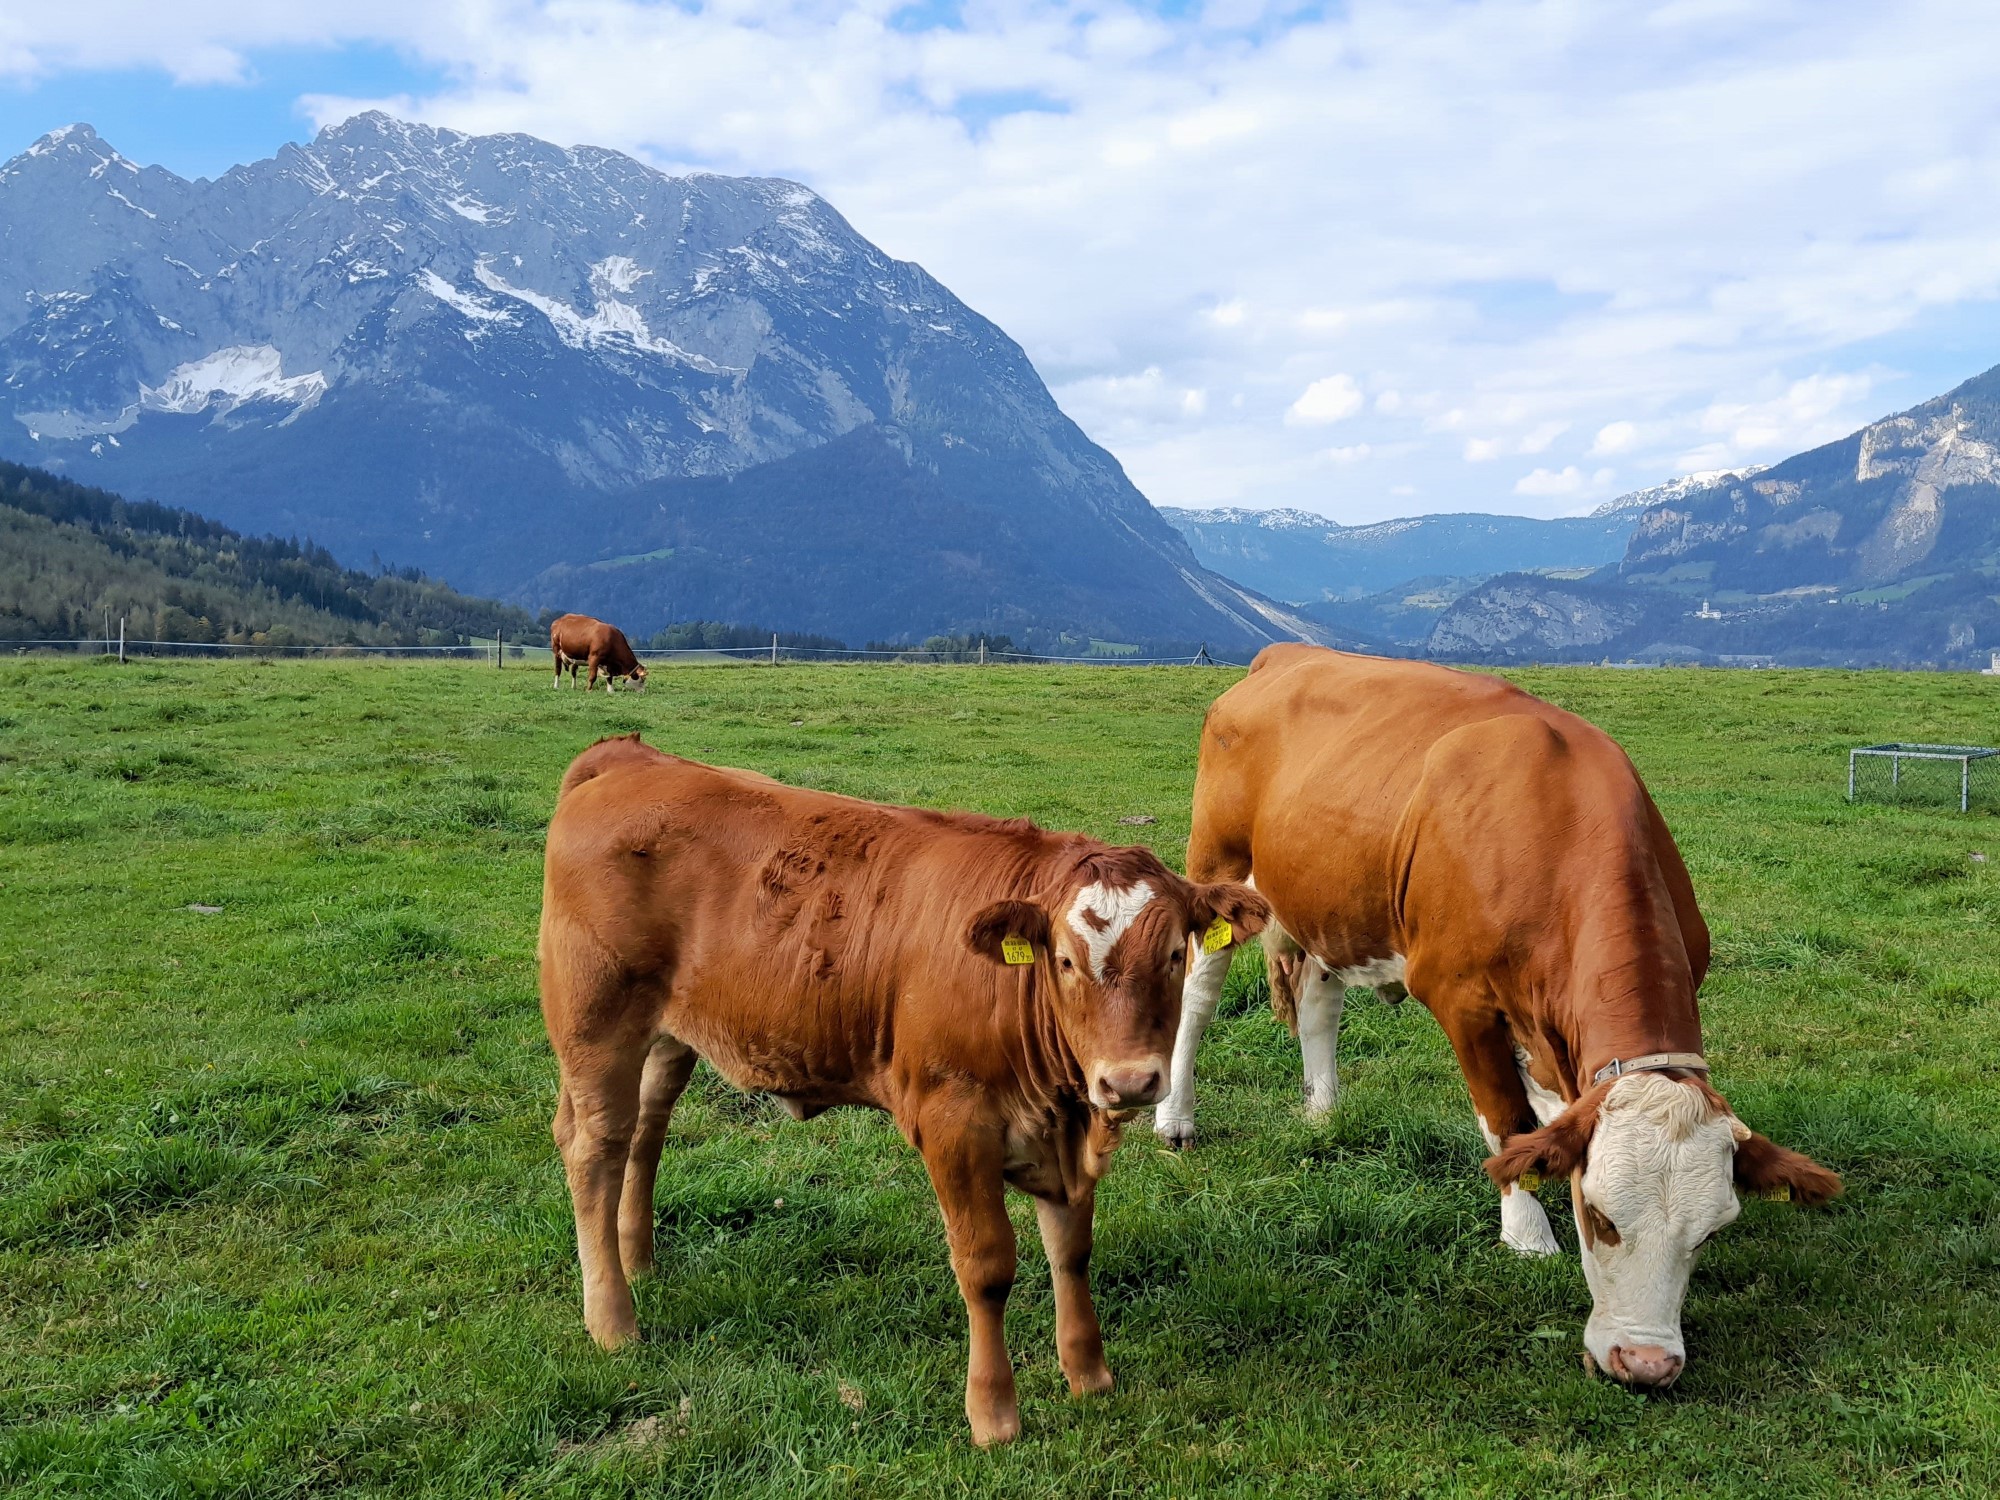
6,0,2000,520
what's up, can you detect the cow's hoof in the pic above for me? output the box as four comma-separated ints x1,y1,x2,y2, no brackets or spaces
1065,1364,1114,1397
1303,1092,1339,1121
968,1407,1022,1447
1152,1114,1197,1149
1501,1229,1563,1258
586,1312,640,1350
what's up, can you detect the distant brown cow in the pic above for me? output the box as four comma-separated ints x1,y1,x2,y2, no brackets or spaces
538,734,1267,1445
549,613,647,693
1155,645,1840,1389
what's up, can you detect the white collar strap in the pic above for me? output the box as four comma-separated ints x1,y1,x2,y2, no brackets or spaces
1592,1052,1709,1085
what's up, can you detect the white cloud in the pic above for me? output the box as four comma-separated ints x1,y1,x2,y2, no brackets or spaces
1285,374,1364,426
6,1,2000,521
1323,443,1371,463
1464,437,1503,462
1591,421,1638,456
1698,371,1877,454
1514,466,1587,496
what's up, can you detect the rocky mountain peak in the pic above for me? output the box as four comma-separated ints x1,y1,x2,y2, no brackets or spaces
0,117,1302,650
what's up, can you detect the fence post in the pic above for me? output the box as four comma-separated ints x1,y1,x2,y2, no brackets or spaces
978,640,987,666
771,633,779,667
118,617,125,665
495,629,503,668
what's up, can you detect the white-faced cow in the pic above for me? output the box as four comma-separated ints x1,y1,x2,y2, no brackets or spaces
1153,644,1840,1388
550,613,648,693
539,733,1267,1445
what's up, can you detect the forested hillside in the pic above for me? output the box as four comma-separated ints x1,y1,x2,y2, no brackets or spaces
0,461,532,646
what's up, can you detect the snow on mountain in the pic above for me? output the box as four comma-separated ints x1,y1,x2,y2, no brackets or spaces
0,113,1304,648
1589,467,1764,517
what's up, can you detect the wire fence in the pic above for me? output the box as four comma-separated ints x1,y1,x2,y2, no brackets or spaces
5,638,1250,668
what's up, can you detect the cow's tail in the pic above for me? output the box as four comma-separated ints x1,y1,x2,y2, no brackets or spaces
557,732,668,802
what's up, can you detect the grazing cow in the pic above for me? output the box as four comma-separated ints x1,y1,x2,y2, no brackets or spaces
1153,644,1840,1388
539,734,1267,1445
550,613,648,693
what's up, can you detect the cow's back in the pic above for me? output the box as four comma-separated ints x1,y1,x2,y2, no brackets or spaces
542,754,1049,1110
1192,648,1666,970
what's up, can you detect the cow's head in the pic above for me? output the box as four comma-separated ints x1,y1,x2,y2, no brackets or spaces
1486,1072,1840,1388
967,850,1268,1110
626,663,649,689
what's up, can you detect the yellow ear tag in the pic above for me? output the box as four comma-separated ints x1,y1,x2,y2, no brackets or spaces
1517,1169,1543,1192
1202,916,1234,954
1001,936,1035,966
1761,1183,1791,1202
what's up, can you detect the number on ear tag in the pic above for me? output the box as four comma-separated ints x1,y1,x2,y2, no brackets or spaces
1001,936,1035,966
1517,1169,1543,1192
1202,916,1234,953
1761,1183,1791,1202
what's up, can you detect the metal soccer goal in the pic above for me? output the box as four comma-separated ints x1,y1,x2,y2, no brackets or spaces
1848,743,2000,813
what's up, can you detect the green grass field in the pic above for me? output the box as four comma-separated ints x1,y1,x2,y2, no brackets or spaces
2,658,1997,1497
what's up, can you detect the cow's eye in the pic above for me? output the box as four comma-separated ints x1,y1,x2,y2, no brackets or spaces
1169,950,1184,967
1059,955,1074,972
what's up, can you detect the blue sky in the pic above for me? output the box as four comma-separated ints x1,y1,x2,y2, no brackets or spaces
4,1,2000,522
0,45,444,182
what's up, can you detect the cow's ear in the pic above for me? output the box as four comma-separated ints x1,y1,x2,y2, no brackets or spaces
1189,881,1271,947
1484,1100,1597,1189
967,900,1051,964
1732,1128,1843,1205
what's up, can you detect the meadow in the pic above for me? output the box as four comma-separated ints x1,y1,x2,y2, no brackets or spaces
1,657,1996,1498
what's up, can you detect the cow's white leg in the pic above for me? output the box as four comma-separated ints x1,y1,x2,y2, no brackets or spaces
1480,1115,1561,1257
1296,963,1345,1119
1152,938,1231,1148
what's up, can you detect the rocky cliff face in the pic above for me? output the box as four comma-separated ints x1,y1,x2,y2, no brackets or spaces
1426,575,1666,660
0,115,1304,648
1620,365,2000,593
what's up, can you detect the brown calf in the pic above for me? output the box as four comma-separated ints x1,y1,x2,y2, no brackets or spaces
538,734,1266,1444
549,613,648,693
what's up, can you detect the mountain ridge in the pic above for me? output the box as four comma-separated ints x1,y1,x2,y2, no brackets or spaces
0,115,1307,650
1425,364,2000,666
1159,468,1761,606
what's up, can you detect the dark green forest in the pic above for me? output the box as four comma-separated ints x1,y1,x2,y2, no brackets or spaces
0,462,533,647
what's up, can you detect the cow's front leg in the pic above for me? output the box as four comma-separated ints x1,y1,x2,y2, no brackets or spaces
1152,936,1231,1148
919,1123,1019,1446
618,1037,697,1277
1036,1188,1112,1396
1297,962,1346,1119
1438,1007,1561,1258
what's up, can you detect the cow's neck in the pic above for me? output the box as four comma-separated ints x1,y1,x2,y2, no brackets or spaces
1547,910,1705,1098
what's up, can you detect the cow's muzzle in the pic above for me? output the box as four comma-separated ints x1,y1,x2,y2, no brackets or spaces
1605,1343,1684,1389
1091,1058,1166,1109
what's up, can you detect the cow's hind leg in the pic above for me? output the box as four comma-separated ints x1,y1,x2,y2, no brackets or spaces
1036,1188,1112,1396
553,1045,650,1347
619,1036,697,1277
